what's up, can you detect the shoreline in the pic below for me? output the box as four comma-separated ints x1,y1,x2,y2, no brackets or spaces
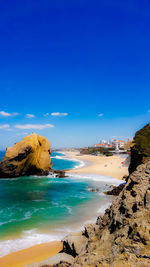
0,241,62,267
63,150,129,180
0,151,128,266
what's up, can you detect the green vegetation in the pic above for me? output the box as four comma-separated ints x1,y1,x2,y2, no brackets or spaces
133,123,150,156
80,147,114,156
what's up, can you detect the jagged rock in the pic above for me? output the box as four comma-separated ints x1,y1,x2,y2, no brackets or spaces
52,170,66,178
61,233,88,257
0,133,52,178
104,183,125,196
56,161,150,266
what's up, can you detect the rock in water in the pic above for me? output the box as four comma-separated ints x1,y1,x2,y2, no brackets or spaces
0,133,52,178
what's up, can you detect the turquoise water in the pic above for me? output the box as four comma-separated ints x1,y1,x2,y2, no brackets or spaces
0,151,118,256
51,152,82,170
0,151,81,171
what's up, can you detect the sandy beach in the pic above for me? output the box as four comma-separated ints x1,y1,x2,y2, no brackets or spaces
0,241,62,267
64,151,129,180
0,151,129,266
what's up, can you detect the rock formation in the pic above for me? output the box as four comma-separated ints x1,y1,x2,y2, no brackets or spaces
0,133,52,178
51,161,150,267
48,123,150,267
129,123,150,174
104,183,125,196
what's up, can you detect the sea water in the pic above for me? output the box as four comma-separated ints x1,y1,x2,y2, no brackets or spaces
0,152,120,257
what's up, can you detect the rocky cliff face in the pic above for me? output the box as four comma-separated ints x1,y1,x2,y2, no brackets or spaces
0,133,52,178
53,161,150,267
129,123,150,174
48,124,150,267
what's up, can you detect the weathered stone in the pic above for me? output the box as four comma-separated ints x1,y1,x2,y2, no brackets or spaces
0,133,52,178
56,161,150,266
61,233,88,257
104,183,125,196
27,253,74,267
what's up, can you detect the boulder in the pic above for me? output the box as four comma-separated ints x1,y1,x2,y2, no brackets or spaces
0,133,52,178
104,183,125,196
61,233,88,257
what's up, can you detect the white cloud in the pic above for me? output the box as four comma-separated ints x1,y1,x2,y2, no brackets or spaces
15,124,54,130
26,114,35,118
51,112,68,116
0,111,11,117
0,124,10,129
0,111,19,117
98,113,104,117
44,113,49,117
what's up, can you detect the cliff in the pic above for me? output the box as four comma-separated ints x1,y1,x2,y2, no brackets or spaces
0,133,52,178
52,161,150,267
129,123,150,174
48,124,150,267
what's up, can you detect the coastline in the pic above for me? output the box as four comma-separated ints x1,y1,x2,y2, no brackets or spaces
63,150,129,180
0,241,62,267
0,151,129,266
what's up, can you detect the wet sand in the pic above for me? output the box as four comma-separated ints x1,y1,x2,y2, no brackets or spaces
0,241,62,267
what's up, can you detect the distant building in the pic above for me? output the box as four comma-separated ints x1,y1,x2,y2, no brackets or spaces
94,143,105,148
94,138,126,150
111,140,126,150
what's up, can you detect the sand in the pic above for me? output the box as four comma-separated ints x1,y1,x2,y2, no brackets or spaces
64,151,129,179
0,241,62,267
0,150,128,266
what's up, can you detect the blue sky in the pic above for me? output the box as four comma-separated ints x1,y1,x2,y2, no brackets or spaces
0,0,150,149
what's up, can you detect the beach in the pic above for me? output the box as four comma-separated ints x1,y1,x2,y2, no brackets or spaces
0,151,128,266
0,241,62,267
64,150,129,180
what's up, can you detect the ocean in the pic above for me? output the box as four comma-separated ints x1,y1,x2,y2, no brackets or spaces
0,151,120,257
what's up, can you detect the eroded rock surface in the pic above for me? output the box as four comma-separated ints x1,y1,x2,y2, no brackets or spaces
53,161,150,267
104,183,125,196
61,233,88,257
0,133,52,178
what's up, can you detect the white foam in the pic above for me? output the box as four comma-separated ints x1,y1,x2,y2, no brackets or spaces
51,153,85,170
0,154,120,257
67,173,121,185
0,230,64,257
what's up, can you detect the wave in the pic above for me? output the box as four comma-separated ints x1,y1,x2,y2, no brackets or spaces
0,198,113,257
51,153,85,171
0,230,64,257
0,211,33,227
67,173,121,185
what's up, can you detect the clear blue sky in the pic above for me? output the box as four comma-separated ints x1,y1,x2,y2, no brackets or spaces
0,0,150,149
